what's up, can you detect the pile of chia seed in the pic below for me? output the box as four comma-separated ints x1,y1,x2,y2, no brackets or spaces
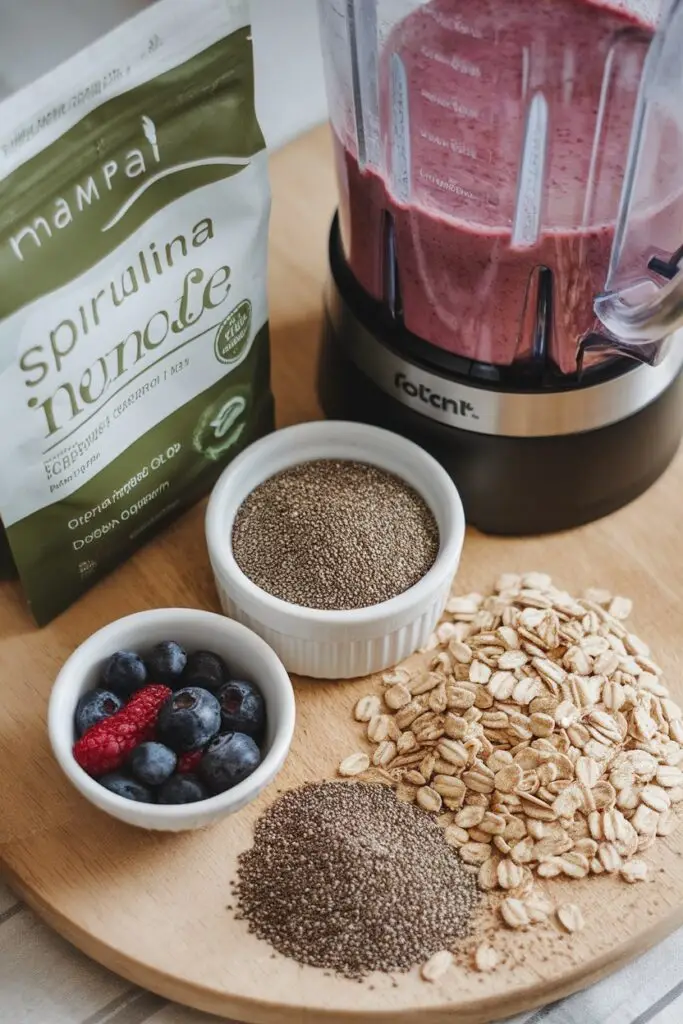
233,782,480,979
231,459,439,610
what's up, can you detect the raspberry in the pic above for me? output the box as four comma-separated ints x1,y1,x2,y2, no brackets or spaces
73,684,171,777
177,750,203,774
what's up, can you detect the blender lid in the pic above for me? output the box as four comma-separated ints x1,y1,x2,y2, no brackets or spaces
594,0,683,348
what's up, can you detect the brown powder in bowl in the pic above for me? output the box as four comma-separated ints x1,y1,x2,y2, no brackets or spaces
231,459,439,610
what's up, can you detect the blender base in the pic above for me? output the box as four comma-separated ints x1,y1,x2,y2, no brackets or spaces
319,224,683,536
319,328,683,534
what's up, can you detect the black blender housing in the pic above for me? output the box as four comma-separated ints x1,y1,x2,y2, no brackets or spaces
318,215,683,535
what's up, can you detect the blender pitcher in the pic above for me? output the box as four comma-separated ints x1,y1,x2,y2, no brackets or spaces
318,0,683,534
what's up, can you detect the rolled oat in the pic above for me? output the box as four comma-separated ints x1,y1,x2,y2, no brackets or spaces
342,574,681,943
421,950,454,982
557,904,585,933
474,943,499,972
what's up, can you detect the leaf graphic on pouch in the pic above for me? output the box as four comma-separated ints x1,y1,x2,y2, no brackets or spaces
142,115,160,162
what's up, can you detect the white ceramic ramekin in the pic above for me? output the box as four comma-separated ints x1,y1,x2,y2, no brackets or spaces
205,421,465,679
48,609,295,831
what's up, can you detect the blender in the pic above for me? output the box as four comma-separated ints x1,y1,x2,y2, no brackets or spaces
317,0,683,533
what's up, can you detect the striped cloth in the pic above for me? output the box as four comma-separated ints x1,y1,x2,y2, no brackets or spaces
1,880,681,1024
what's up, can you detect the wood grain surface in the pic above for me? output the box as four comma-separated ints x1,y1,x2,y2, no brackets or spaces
1,126,682,1024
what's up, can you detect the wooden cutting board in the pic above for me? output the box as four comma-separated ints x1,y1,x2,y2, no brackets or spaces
1,125,682,1024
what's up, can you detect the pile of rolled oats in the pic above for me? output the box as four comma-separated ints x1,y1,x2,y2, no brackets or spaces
340,573,683,965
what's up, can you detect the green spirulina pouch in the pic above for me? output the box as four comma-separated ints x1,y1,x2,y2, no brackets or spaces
0,0,274,624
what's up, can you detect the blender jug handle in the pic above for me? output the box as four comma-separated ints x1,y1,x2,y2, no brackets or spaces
594,258,683,349
590,0,683,363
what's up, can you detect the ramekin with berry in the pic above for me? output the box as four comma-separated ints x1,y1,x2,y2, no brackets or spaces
49,610,296,831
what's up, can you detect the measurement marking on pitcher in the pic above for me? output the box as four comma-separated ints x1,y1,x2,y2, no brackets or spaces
424,8,484,39
421,89,478,121
419,168,480,202
421,46,482,78
419,128,477,160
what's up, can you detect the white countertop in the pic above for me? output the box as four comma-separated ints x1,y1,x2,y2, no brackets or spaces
0,0,329,149
251,0,329,149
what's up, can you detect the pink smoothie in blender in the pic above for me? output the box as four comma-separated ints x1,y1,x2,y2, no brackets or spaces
335,0,656,374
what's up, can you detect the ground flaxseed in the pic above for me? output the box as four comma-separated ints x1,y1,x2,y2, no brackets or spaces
231,459,439,610
232,781,480,978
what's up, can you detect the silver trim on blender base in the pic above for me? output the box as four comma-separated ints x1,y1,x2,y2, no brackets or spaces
325,277,683,438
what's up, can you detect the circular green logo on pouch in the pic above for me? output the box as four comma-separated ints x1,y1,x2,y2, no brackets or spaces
193,387,251,462
214,300,252,364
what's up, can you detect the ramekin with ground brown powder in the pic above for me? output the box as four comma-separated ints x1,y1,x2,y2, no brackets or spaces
231,459,440,611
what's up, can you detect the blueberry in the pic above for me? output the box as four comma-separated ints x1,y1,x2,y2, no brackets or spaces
75,689,123,736
200,732,261,794
157,686,221,753
102,650,147,696
100,773,154,803
183,650,226,692
158,774,208,804
146,641,187,687
217,680,266,740
127,742,177,787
